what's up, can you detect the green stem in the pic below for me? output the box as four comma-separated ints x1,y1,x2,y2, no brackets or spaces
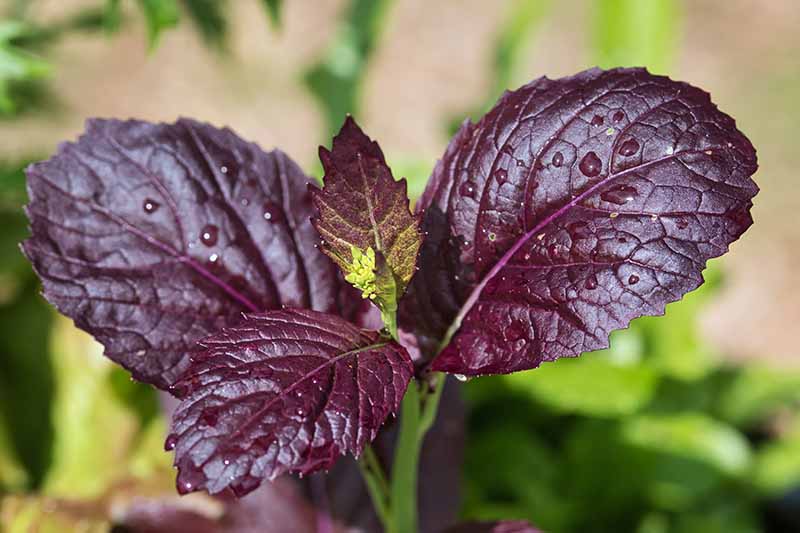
389,380,421,533
358,445,391,526
388,372,447,533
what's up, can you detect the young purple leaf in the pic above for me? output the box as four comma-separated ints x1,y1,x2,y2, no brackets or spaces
312,117,422,332
407,67,758,375
168,309,413,497
22,118,358,389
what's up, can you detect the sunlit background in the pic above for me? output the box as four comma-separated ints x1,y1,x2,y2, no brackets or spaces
0,1,798,532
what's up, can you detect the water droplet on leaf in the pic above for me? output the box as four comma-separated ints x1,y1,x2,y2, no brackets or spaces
628,274,640,285
584,275,598,290
494,169,508,184
552,151,564,167
263,202,283,222
200,224,219,246
143,198,160,214
459,181,476,199
591,115,604,127
618,139,640,157
164,434,178,451
601,185,638,205
612,110,625,122
579,152,602,177
454,374,468,382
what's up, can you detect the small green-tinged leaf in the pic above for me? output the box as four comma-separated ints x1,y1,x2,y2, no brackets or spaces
313,117,421,330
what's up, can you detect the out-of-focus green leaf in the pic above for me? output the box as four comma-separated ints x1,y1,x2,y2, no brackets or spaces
564,420,650,532
0,21,50,115
303,0,394,137
753,423,800,496
592,0,680,73
0,495,109,533
462,424,571,530
0,415,28,491
671,501,761,533
500,329,657,417
105,0,123,33
637,266,722,381
42,317,143,498
182,0,228,49
622,413,751,478
136,0,180,48
0,282,54,488
261,0,282,28
717,365,800,428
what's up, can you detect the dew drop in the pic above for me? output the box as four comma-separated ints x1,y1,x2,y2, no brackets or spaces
179,480,194,493
584,275,598,290
612,110,625,123
610,212,619,218
579,151,602,177
223,459,231,466
494,169,508,184
219,162,238,179
263,202,283,222
488,232,497,242
618,139,640,157
600,185,638,206
665,146,674,155
459,181,476,199
606,127,616,136
650,214,659,222
296,408,306,416
551,151,564,168
164,434,178,451
200,224,219,247
591,114,604,127
628,274,640,285
454,374,468,382
143,198,160,214
209,253,219,263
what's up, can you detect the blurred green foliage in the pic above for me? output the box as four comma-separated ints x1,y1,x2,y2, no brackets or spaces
303,0,394,138
461,264,800,532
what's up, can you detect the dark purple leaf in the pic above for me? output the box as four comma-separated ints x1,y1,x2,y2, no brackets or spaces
442,520,541,533
117,478,337,533
406,67,758,375
22,118,358,389
168,309,413,497
312,117,421,307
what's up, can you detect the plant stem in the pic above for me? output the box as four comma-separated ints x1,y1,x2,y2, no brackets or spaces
358,445,391,526
389,380,421,533
388,371,447,533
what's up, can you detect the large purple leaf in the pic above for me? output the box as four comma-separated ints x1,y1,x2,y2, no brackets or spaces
168,309,413,497
22,118,357,389
406,67,758,375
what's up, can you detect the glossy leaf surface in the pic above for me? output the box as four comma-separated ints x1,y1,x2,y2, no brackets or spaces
23,118,355,389
409,67,758,375
168,309,413,496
